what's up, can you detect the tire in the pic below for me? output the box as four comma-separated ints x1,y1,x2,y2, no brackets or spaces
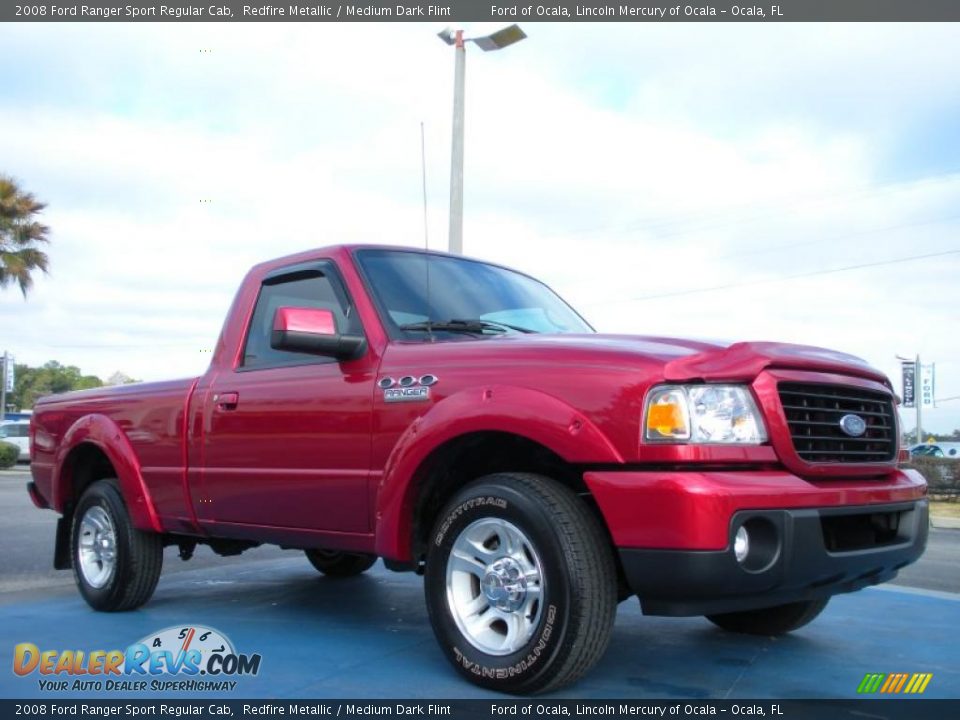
425,473,618,694
71,479,163,612
706,598,829,636
305,549,377,577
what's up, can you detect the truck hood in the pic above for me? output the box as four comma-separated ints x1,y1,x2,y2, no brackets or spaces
474,333,887,384
659,339,887,384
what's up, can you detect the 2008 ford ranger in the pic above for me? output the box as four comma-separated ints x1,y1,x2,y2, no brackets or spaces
27,245,928,693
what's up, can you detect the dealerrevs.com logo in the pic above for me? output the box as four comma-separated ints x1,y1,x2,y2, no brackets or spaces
12,625,261,692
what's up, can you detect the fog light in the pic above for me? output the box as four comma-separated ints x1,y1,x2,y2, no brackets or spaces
734,526,749,563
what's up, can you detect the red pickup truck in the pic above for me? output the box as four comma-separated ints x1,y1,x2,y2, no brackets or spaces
27,245,928,693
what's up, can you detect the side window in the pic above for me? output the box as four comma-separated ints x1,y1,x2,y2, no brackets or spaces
241,266,360,370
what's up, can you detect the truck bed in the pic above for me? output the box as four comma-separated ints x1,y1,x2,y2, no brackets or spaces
30,377,198,525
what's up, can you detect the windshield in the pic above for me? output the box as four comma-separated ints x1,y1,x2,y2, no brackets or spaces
355,249,593,340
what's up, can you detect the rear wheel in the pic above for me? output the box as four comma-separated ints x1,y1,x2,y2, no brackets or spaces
304,549,377,577
706,598,829,636
71,479,163,611
424,473,617,694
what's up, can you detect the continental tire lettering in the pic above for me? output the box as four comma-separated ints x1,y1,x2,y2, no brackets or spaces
434,496,508,546
513,604,556,674
452,647,481,676
449,605,557,679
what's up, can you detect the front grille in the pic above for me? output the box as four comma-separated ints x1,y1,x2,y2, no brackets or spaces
778,383,896,463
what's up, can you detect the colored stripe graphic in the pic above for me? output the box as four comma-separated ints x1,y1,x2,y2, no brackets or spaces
858,673,886,693
893,674,909,693
858,672,932,694
880,674,898,693
904,674,920,694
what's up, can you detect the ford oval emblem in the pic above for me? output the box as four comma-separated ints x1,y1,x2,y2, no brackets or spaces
839,414,867,437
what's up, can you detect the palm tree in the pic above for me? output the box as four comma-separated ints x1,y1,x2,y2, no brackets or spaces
0,175,50,297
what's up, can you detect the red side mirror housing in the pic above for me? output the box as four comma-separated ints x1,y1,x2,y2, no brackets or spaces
273,307,338,336
271,307,366,360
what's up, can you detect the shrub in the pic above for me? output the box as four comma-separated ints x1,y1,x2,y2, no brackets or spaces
902,457,959,499
0,442,18,469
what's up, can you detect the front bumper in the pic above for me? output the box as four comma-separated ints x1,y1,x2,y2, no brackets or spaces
584,468,928,616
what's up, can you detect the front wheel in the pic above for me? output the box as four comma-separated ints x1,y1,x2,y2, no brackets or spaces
425,473,618,694
71,479,163,611
706,598,829,636
304,549,377,577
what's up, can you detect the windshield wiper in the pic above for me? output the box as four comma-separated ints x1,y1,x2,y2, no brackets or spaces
399,319,536,335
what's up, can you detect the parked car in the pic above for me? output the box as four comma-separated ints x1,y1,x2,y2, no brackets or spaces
0,421,30,462
26,245,928,693
909,442,960,459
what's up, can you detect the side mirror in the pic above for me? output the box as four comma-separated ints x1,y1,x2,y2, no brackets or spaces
270,307,366,361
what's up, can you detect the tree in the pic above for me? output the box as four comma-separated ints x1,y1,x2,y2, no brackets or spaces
9,361,103,410
0,174,50,297
106,371,140,386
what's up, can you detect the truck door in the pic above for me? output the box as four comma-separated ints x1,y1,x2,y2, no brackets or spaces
198,260,374,533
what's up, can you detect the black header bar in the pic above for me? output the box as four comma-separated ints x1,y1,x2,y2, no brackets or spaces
1,700,958,719
5,0,960,23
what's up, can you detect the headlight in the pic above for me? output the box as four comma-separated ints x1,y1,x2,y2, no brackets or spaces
644,384,767,444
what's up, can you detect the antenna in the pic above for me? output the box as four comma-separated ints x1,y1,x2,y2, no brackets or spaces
420,122,434,341
421,121,430,251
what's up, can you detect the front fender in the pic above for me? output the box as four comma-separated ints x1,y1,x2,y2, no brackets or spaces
54,414,161,532
374,385,623,559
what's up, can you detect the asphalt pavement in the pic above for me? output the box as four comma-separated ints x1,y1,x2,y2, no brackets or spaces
2,467,958,700
0,467,289,600
2,468,956,597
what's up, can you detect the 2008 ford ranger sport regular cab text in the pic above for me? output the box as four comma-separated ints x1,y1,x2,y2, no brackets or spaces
27,245,928,693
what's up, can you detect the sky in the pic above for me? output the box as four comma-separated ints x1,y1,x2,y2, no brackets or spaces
1,21,958,433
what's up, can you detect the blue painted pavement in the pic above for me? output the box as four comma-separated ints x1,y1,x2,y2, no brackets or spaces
1,557,957,699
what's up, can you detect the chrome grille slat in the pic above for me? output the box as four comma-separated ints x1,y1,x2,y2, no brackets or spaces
779,390,889,405
795,435,893,443
788,419,892,429
781,405,890,418
778,382,896,464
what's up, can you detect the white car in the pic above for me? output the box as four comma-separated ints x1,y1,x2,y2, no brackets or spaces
0,421,29,462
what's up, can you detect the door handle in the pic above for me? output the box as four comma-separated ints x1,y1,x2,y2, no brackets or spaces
214,392,239,410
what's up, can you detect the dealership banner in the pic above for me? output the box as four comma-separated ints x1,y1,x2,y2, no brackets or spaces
2,356,12,393
6,0,960,22
919,363,936,408
901,361,916,408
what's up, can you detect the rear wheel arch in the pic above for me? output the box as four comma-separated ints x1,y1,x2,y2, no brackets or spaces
55,416,161,532
59,443,116,515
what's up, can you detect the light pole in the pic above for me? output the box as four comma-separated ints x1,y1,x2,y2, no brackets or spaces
437,24,526,255
0,351,6,421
